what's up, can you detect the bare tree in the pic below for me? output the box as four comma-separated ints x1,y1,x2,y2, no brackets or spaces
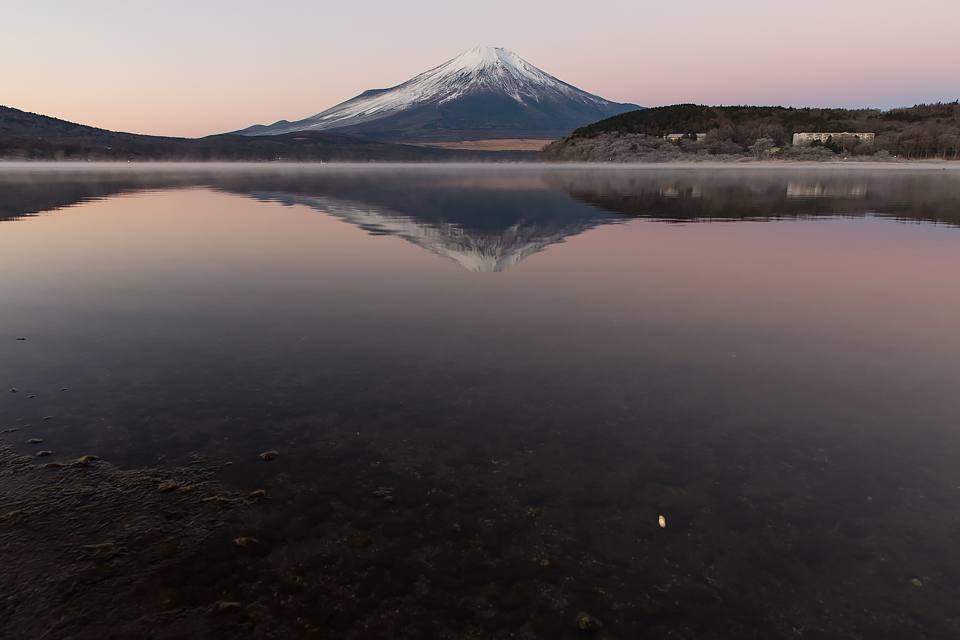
749,138,774,157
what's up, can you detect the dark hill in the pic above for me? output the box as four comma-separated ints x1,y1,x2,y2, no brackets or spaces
0,106,535,162
543,103,960,161
570,103,960,140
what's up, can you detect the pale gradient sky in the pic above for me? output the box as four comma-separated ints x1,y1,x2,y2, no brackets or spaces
2,0,958,138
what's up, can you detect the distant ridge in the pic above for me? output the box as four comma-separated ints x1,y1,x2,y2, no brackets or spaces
235,46,641,143
0,105,535,162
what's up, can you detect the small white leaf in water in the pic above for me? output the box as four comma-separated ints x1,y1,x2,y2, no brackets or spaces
658,515,666,528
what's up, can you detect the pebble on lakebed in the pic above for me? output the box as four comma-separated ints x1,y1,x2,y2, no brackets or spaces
576,611,602,631
232,537,258,549
73,455,98,467
249,489,266,498
36,451,52,457
259,451,278,461
28,439,42,444
373,487,395,502
209,601,243,614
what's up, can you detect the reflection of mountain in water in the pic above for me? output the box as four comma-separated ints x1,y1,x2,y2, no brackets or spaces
242,188,617,272
2,166,958,272
0,168,621,272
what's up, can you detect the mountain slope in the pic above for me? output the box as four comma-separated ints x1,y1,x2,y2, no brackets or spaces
236,47,641,143
0,105,535,162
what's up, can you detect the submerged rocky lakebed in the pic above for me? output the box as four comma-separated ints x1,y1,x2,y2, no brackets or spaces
2,163,960,639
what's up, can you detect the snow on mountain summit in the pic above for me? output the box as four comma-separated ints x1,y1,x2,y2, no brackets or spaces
237,47,640,141
432,46,612,104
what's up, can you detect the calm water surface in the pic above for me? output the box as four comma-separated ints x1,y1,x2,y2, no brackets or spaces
1,164,959,639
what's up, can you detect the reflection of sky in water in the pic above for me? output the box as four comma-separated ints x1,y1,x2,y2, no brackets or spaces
2,165,960,638
2,167,959,442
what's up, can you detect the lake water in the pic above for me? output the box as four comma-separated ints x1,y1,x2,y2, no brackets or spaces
2,163,959,639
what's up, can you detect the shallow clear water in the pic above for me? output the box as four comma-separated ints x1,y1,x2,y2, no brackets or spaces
2,164,960,639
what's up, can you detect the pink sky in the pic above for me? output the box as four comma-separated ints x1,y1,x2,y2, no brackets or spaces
2,0,958,138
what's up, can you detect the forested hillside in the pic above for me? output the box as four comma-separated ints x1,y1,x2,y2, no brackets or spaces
542,103,960,162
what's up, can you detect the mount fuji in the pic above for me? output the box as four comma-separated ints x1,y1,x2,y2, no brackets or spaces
235,47,641,144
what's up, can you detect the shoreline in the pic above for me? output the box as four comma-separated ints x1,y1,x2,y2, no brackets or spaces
1,159,958,170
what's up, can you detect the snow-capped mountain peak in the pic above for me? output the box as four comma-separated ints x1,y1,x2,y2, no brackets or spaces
236,47,640,141
421,46,604,106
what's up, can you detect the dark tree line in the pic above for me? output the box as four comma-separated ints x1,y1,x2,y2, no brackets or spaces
561,102,960,159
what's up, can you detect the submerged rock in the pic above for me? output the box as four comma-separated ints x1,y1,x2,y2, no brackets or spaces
158,482,179,492
259,451,278,461
1,444,251,637
36,451,52,457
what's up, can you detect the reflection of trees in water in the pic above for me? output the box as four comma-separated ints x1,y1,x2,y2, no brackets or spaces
543,168,960,226
0,170,209,222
